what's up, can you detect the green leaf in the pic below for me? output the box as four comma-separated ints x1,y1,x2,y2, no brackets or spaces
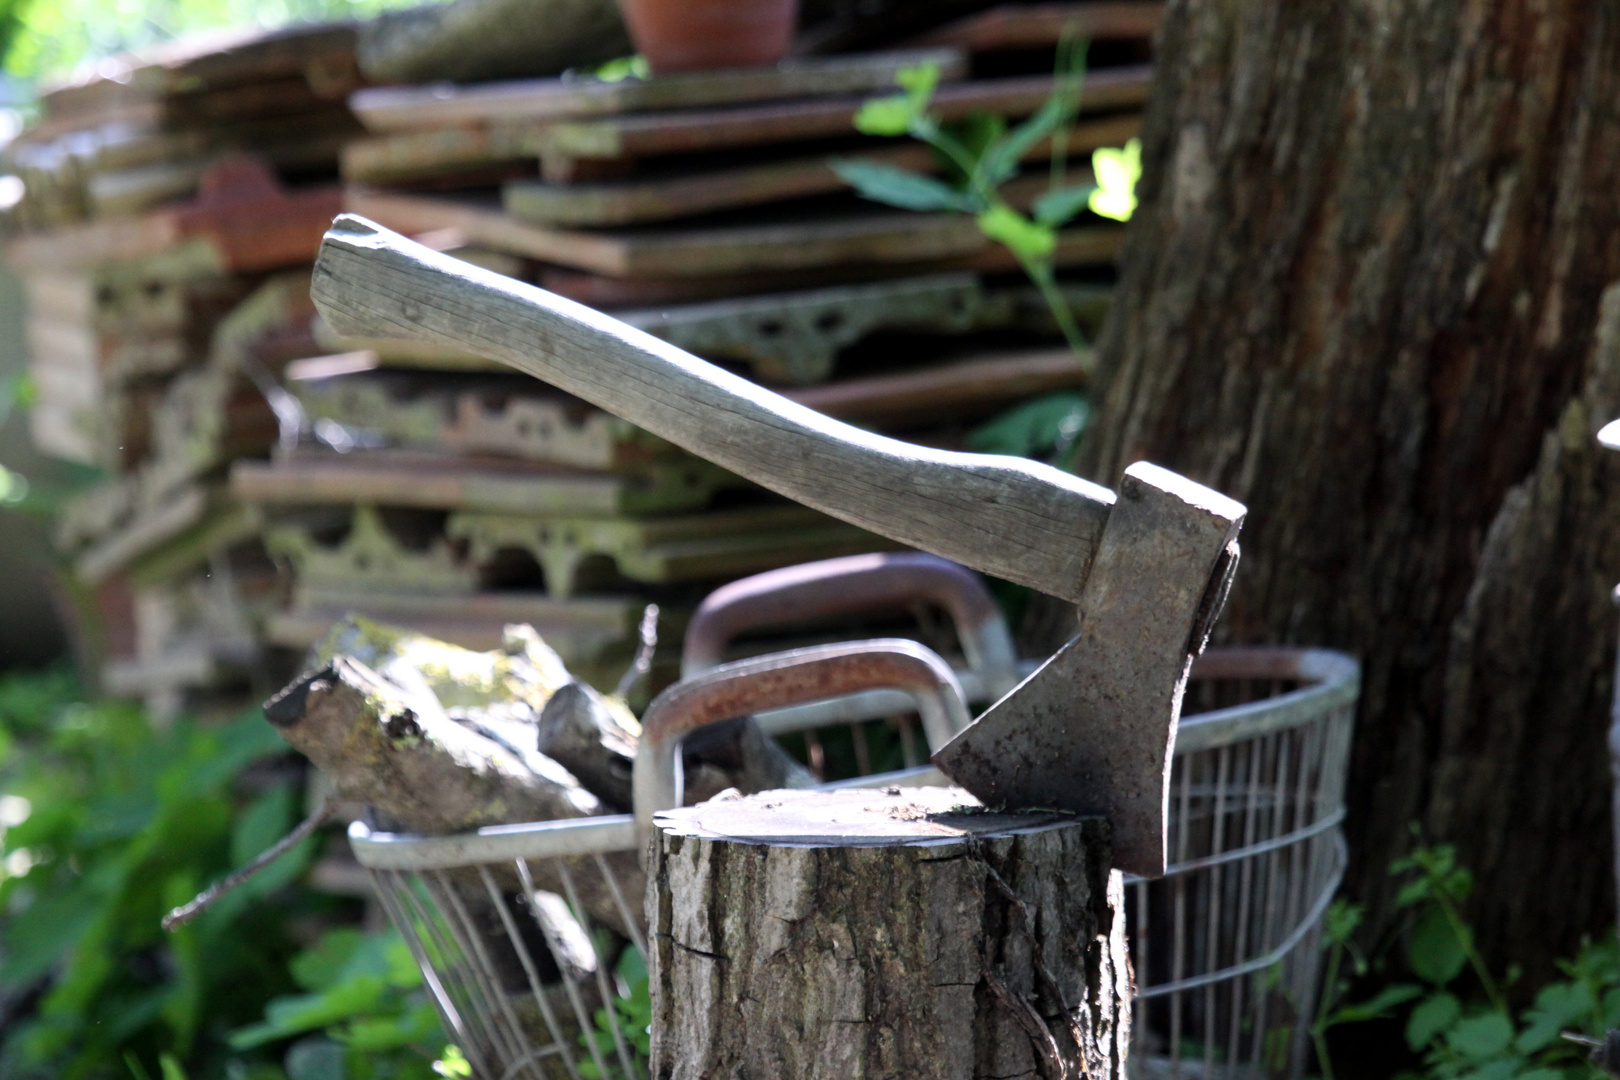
1089,138,1141,222
229,977,390,1048
976,204,1055,261
1409,906,1469,985
1514,1069,1565,1080
853,60,941,137
1397,877,1434,907
981,93,1071,185
1329,982,1423,1024
1451,1060,1518,1080
339,1001,441,1051
595,55,648,82
895,61,941,107
157,1053,187,1080
231,785,294,867
1515,981,1594,1053
966,393,1089,460
1445,1012,1515,1059
831,160,974,212
285,1037,346,1080
1406,992,1461,1050
1034,182,1098,227
946,111,1007,172
434,1046,473,1078
853,95,916,136
290,929,366,992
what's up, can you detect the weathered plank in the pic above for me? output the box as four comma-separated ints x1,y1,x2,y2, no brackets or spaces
500,113,1139,228
534,65,1151,164
350,48,967,132
345,188,989,277
231,449,737,515
784,344,1092,424
448,504,895,597
337,66,1151,184
910,1,1166,50
535,224,1123,306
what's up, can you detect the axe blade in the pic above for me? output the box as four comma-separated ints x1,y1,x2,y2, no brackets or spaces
932,462,1244,878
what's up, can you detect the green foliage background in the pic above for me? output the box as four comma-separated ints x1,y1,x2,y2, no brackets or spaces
0,0,417,86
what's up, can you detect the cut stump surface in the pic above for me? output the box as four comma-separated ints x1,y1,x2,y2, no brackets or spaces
647,786,1130,1080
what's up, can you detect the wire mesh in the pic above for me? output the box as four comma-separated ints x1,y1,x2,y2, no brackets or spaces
1129,648,1359,1080
351,646,1357,1080
356,817,646,1080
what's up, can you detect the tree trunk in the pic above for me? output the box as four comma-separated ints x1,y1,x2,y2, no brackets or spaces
1066,0,1620,976
645,787,1130,1080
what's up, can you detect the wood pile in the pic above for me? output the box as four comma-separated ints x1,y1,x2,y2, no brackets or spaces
4,24,358,715
7,2,1159,719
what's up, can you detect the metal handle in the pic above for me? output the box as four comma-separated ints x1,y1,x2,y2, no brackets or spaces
633,639,970,829
681,553,1021,704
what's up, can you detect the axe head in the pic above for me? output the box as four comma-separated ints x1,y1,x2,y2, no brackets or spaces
932,462,1244,878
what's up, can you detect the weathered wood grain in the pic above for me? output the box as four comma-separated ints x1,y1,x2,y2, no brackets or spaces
910,2,1166,50
230,448,734,515
534,65,1152,162
1069,0,1620,978
501,113,1139,228
344,188,990,278
648,786,1129,1079
312,215,1116,600
351,49,967,132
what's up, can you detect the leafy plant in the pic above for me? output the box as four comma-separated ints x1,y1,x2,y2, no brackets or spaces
0,665,340,1079
231,926,454,1080
577,947,651,1079
966,391,1089,466
0,0,420,85
1314,837,1620,1080
834,37,1140,357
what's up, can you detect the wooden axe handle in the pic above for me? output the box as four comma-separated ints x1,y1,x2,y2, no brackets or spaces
312,215,1114,600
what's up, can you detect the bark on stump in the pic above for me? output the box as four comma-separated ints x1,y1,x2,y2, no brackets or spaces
645,787,1131,1080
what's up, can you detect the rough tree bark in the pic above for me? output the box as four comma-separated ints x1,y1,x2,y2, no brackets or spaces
1062,0,1620,974
646,787,1130,1080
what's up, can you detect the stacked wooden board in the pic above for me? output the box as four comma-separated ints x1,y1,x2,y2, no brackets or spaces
333,1,1160,321
8,2,1159,717
4,24,363,715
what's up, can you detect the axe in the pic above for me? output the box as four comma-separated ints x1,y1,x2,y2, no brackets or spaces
309,215,1246,877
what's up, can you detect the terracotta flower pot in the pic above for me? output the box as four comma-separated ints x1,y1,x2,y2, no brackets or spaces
616,0,799,74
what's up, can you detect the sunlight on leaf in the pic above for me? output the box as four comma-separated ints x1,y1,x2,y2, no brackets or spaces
595,55,648,82
853,96,916,137
1089,138,1141,222
434,1045,472,1078
976,203,1055,261
895,60,940,104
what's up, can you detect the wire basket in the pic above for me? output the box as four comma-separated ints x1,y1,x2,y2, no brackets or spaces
349,638,1357,1080
349,638,971,1080
1129,647,1359,1080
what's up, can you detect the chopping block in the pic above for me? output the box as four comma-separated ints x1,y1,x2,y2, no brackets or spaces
649,787,1127,1080
636,640,1127,1080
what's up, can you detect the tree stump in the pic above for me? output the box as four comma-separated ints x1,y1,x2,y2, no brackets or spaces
645,786,1130,1080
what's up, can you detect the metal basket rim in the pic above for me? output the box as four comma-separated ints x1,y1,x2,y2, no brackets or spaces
348,648,1360,872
